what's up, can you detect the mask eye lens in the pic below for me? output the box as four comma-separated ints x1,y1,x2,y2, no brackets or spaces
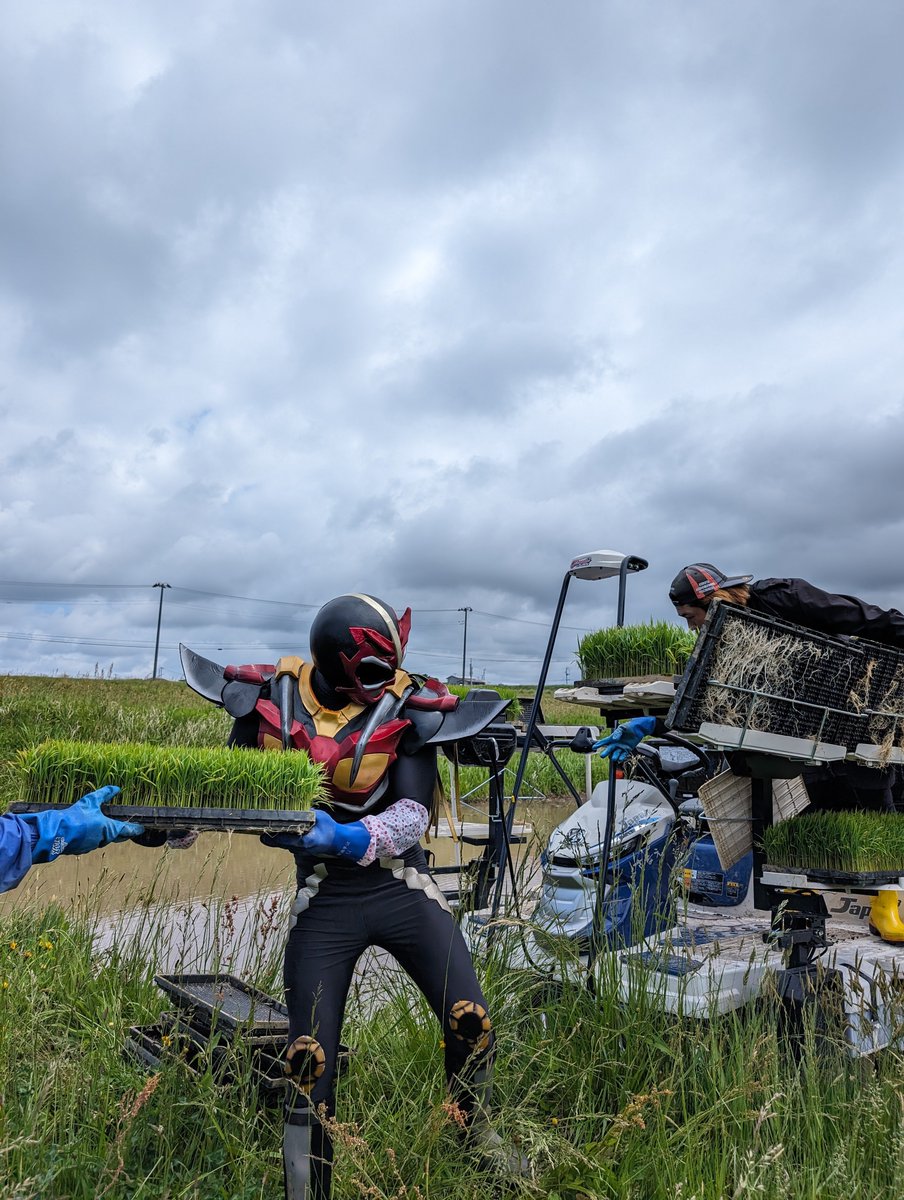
357,657,395,688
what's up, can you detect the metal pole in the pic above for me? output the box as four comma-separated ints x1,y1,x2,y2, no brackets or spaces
488,573,572,926
592,558,634,961
616,557,629,627
510,573,571,804
152,582,171,679
458,607,472,683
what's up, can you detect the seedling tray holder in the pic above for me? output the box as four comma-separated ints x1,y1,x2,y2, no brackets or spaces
667,604,904,762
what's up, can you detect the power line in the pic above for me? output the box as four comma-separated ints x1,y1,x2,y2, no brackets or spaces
0,629,575,667
471,608,593,633
172,586,319,609
0,581,595,631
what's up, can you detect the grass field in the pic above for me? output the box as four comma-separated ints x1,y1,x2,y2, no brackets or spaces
1,675,903,1199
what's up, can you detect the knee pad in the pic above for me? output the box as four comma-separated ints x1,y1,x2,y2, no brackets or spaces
285,1035,327,1092
448,1000,493,1053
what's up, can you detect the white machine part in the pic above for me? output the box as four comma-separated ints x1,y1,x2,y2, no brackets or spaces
532,772,675,941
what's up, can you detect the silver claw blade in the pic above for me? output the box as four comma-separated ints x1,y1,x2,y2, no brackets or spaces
278,673,295,750
349,691,405,786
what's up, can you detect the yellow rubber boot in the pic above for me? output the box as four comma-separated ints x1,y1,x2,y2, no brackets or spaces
868,891,904,943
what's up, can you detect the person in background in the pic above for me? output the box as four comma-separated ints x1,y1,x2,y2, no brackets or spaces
595,562,904,941
0,785,143,894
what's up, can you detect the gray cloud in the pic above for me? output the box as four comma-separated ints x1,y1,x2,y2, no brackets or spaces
1,0,904,681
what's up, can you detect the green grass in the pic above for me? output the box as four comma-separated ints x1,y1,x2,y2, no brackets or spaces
577,621,696,681
3,675,904,1197
2,900,904,1198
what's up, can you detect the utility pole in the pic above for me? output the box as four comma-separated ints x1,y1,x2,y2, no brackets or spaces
458,607,472,683
152,582,171,679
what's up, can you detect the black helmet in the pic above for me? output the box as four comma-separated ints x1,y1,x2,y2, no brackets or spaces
669,563,753,607
309,593,411,705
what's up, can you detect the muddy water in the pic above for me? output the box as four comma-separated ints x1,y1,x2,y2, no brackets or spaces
0,799,571,977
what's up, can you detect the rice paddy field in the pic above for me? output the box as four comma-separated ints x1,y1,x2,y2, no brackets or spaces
3,674,904,1199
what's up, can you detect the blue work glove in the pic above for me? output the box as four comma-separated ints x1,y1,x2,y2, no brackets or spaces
20,785,145,862
261,810,371,862
593,716,659,763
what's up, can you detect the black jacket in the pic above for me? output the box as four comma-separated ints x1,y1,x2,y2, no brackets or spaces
746,577,904,648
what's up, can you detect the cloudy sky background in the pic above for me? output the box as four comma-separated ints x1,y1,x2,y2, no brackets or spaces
2,1,903,683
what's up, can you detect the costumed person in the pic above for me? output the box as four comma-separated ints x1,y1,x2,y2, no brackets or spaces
181,594,527,1199
595,562,904,941
0,785,143,894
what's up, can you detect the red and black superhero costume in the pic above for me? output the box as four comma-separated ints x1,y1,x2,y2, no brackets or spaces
181,594,519,1200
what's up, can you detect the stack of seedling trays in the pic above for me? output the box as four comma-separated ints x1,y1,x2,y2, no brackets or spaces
126,974,290,1102
126,974,351,1101
668,604,904,765
8,739,321,834
762,811,904,888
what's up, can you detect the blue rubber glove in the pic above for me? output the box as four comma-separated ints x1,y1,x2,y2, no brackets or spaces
261,810,371,862
19,785,145,862
593,716,659,763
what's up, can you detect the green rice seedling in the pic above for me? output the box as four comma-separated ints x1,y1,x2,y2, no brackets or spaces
577,620,696,681
16,739,324,812
763,810,904,874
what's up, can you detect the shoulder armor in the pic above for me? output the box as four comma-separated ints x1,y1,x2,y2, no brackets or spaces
180,644,275,719
224,663,276,685
401,706,445,753
405,675,459,712
222,662,275,717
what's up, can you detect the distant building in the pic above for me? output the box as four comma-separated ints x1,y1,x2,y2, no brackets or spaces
446,674,487,687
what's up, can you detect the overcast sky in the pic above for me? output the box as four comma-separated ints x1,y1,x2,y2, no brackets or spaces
2,0,904,684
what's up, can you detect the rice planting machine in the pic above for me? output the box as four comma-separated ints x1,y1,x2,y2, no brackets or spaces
479,579,904,1057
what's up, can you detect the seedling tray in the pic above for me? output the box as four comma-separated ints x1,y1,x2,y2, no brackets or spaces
668,604,904,760
8,802,315,835
153,973,289,1036
125,1023,210,1075
764,864,904,887
161,1008,285,1051
126,1024,287,1104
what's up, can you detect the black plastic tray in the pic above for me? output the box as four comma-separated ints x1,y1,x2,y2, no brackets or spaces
769,864,904,887
153,973,290,1035
125,1023,207,1075
161,1008,285,1051
125,1023,287,1103
9,802,315,834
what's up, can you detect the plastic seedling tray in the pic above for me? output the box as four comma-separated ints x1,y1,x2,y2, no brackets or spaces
766,865,904,887
153,973,290,1036
667,604,904,758
125,1023,210,1075
8,802,315,835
